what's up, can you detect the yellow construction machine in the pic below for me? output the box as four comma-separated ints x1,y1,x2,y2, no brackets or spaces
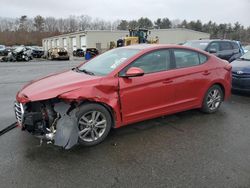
109,29,159,49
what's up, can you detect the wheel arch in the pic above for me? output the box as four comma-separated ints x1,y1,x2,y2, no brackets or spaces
204,81,226,101
212,83,225,100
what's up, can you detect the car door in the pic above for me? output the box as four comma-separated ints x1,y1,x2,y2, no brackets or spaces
171,49,211,109
118,49,176,124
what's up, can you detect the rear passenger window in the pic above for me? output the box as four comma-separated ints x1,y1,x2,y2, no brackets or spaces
174,50,200,68
220,42,232,50
199,53,208,64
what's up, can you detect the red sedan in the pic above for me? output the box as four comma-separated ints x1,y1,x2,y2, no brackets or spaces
15,44,232,149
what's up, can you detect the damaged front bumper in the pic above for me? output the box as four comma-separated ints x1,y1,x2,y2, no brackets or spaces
14,100,79,149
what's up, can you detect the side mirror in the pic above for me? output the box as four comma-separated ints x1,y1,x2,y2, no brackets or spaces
209,48,217,54
125,67,144,77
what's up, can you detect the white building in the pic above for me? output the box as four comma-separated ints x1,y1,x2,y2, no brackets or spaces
42,28,210,54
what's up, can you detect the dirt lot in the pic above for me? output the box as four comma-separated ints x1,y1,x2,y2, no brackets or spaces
0,60,250,188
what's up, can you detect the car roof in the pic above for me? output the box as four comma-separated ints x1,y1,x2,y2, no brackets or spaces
122,44,186,50
121,44,210,55
186,39,235,43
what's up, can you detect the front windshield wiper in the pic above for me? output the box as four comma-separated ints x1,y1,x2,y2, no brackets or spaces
72,67,80,72
81,69,95,75
72,67,95,75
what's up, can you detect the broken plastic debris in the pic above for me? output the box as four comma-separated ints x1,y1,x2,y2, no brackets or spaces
54,102,79,149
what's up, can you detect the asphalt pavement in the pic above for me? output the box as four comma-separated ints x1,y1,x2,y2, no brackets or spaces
0,59,250,188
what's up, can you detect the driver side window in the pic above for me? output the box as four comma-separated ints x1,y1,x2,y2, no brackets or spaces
125,50,171,74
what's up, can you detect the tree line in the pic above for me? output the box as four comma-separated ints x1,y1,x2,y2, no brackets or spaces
0,15,249,46
117,18,250,44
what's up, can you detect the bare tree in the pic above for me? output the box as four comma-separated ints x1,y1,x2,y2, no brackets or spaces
68,15,78,32
0,18,16,31
78,15,91,31
111,20,121,30
57,18,66,33
44,17,58,32
171,19,181,28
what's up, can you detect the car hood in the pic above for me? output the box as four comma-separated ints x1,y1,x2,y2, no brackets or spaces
17,70,102,102
231,59,250,74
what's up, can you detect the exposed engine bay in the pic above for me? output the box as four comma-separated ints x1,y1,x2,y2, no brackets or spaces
14,99,79,149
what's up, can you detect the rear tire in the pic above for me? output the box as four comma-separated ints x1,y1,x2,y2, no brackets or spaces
76,103,112,146
201,85,224,113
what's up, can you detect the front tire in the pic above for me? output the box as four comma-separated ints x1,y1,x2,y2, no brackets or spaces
76,103,112,146
201,85,224,113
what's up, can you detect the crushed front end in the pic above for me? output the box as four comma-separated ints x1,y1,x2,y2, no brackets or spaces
14,99,79,149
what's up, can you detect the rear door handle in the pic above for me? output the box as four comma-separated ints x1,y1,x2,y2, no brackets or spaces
203,71,211,76
163,79,173,84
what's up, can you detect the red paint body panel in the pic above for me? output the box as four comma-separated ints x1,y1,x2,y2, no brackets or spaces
16,45,231,128
17,70,102,102
119,69,176,124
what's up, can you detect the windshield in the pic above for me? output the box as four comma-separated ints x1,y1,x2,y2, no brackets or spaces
183,41,209,50
240,51,250,60
78,48,141,76
0,45,5,49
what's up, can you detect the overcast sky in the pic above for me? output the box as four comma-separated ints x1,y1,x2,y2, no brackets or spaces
0,0,249,26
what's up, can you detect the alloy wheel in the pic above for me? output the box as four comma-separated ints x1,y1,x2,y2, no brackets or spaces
206,88,222,111
78,111,107,142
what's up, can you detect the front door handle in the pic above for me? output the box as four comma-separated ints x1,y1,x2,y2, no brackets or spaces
163,79,173,84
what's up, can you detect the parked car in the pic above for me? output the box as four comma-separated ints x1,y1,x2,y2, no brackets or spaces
14,44,232,149
231,51,250,92
2,46,32,62
183,39,244,62
27,46,44,58
47,48,69,60
0,45,6,56
73,48,85,57
243,45,250,53
4,47,13,55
